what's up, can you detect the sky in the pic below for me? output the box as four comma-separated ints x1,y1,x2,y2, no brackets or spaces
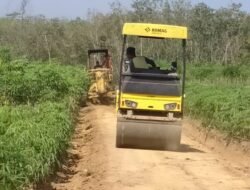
0,0,249,19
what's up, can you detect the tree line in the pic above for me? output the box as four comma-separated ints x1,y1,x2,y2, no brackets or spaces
0,0,249,66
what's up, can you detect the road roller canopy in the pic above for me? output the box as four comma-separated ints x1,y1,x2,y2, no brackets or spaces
122,23,188,39
87,48,112,70
88,49,108,57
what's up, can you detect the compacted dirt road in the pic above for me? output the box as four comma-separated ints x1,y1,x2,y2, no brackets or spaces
39,105,250,190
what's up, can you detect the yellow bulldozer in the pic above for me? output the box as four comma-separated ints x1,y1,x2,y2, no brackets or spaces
116,23,188,151
87,49,114,104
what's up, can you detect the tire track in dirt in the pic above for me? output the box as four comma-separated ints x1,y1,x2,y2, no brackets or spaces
36,105,250,190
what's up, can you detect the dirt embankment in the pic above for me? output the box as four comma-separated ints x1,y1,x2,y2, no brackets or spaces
36,105,250,190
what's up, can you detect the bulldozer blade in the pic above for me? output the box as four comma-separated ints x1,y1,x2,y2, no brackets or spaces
116,117,182,151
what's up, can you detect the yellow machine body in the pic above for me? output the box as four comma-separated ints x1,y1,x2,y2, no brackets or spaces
119,93,182,112
87,49,114,104
116,23,187,150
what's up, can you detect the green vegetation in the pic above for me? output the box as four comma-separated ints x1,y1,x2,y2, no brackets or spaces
186,64,250,140
0,56,89,189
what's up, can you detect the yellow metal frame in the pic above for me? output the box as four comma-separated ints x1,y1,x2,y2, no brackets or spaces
118,93,182,112
122,23,188,39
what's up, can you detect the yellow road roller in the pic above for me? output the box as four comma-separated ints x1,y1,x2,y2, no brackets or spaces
116,23,187,150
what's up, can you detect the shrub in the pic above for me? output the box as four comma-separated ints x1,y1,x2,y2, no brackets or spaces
0,60,89,189
186,79,250,140
0,48,11,64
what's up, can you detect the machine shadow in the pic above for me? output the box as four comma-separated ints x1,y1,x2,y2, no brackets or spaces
178,144,205,153
119,144,205,153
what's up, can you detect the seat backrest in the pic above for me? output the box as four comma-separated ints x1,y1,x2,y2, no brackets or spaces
132,56,149,69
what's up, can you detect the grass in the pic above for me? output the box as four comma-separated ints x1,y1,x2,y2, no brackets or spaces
0,59,89,189
185,63,250,140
